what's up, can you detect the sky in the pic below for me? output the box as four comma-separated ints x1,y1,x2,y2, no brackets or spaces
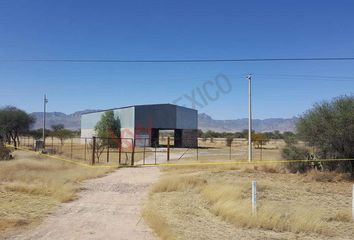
0,0,354,119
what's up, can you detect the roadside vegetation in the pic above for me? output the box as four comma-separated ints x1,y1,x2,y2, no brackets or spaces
0,150,112,235
283,95,354,176
144,165,353,240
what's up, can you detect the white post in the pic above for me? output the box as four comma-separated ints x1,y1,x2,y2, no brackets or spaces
252,180,257,214
247,74,252,162
352,185,354,220
42,94,48,149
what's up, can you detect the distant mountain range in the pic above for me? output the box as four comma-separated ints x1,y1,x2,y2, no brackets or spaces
198,113,297,132
30,111,297,133
30,110,97,130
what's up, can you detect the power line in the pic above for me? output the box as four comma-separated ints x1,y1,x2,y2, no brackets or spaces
1,57,354,63
255,73,354,80
253,74,354,82
219,73,354,82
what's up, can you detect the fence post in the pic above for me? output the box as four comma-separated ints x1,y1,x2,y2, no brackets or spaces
143,138,146,165
92,137,96,165
84,138,87,161
252,180,257,214
229,142,232,160
51,136,54,152
107,145,110,163
155,143,157,165
196,146,199,161
118,138,122,165
70,138,73,159
167,137,170,162
131,139,135,166
352,185,354,220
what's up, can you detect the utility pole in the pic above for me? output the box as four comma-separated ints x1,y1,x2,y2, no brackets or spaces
42,94,48,152
247,74,252,162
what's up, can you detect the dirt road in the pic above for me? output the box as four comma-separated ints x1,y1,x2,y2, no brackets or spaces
9,160,161,239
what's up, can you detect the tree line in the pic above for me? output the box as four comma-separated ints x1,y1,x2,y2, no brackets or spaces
0,106,78,148
27,124,79,142
198,129,295,140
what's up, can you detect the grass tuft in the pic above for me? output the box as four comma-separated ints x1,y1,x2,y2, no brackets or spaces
304,169,352,182
328,211,353,222
151,174,207,193
241,163,285,174
142,200,176,240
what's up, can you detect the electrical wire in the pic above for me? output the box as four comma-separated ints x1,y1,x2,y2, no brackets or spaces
1,57,354,63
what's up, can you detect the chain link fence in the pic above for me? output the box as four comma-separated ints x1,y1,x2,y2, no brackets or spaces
13,136,285,166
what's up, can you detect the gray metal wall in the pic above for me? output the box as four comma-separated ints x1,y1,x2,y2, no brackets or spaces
134,104,176,129
134,104,197,130
81,107,135,139
176,105,198,129
81,104,198,144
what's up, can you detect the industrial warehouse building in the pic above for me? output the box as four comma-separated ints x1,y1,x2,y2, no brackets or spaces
81,104,198,147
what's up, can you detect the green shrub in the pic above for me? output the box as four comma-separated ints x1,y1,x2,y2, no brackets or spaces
282,145,310,173
297,96,354,176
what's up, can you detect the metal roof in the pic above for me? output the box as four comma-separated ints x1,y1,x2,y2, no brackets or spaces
80,103,196,116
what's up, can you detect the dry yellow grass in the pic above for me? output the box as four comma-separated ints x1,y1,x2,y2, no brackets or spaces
0,159,111,202
142,200,176,240
143,174,209,240
304,169,352,182
0,191,57,231
329,211,353,223
0,150,112,234
201,183,328,234
240,163,286,174
151,174,207,193
149,175,329,234
144,164,354,239
140,138,354,239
